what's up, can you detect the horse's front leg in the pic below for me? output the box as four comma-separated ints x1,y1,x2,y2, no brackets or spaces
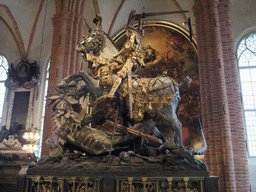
171,113,182,145
157,106,182,146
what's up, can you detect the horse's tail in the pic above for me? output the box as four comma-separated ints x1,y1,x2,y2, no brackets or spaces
186,117,207,155
186,132,207,155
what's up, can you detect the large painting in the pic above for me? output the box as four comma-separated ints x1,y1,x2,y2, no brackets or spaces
113,20,200,144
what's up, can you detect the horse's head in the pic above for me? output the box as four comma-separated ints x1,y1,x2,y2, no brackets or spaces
76,29,104,55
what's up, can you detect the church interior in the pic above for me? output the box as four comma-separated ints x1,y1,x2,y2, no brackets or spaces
0,0,256,191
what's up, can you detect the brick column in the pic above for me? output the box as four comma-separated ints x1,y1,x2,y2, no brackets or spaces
193,0,250,191
218,1,250,191
41,0,87,156
193,0,215,173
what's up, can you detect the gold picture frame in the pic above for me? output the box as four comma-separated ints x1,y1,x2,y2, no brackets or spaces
17,61,30,79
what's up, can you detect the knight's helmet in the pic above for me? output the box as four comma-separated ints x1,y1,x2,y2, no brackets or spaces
125,10,145,51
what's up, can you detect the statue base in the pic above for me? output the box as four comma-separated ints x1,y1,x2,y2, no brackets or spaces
25,154,218,192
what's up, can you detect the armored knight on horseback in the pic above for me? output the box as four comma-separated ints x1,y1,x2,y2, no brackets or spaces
108,25,145,99
86,12,146,119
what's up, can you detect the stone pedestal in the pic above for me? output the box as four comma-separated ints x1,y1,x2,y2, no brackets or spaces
25,167,218,191
23,148,219,191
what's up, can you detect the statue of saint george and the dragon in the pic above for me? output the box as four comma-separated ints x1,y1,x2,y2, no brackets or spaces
32,10,208,173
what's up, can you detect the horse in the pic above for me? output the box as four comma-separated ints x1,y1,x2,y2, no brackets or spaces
51,17,207,156
64,28,193,146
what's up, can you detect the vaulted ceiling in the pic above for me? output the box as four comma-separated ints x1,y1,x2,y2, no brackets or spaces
0,0,255,66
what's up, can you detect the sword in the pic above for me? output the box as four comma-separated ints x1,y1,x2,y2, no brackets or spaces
127,57,133,119
127,10,190,38
128,10,189,27
142,10,189,17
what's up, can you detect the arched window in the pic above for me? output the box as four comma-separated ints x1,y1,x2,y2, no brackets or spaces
237,33,256,157
41,60,50,128
36,60,50,157
0,55,8,126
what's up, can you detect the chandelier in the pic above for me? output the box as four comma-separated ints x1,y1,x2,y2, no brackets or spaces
22,125,40,152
